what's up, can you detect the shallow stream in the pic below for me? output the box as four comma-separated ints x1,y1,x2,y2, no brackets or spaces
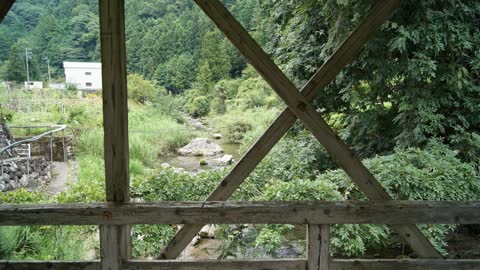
157,141,242,171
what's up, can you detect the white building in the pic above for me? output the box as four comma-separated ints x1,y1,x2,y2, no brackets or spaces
63,62,102,90
24,81,44,89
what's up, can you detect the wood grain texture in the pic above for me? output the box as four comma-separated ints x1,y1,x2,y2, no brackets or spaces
320,225,330,270
308,225,321,270
329,259,480,270
160,0,403,259
194,0,440,259
0,261,100,270
0,0,15,23
98,0,131,267
2,259,480,270
308,225,330,270
125,259,306,270
1,201,479,226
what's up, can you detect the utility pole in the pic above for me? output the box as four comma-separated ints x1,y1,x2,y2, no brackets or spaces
44,58,51,86
25,48,31,84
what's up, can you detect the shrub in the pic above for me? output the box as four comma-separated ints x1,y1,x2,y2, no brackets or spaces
220,141,480,257
223,120,252,144
211,96,227,115
215,79,241,99
186,95,210,118
236,78,269,109
132,167,227,202
317,141,480,255
0,107,14,122
128,74,161,104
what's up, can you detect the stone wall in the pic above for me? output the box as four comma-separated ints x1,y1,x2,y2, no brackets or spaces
0,123,17,159
0,123,53,192
0,157,52,192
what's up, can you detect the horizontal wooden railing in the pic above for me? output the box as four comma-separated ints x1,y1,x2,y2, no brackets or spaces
2,259,480,270
1,201,479,270
1,201,479,226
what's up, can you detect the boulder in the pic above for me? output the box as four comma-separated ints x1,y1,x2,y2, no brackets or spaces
19,175,28,187
209,155,234,166
212,133,222,140
199,225,216,239
189,118,205,130
178,138,223,156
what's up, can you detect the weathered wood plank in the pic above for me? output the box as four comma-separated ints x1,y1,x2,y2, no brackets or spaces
320,225,330,270
98,0,131,268
1,201,479,226
160,0,403,259
1,259,479,270
329,259,480,270
124,259,306,270
0,0,15,23
308,225,330,270
308,225,321,270
194,0,440,259
99,0,129,205
0,261,100,270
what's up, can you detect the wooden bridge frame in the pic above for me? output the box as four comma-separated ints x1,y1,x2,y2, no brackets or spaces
1,0,479,269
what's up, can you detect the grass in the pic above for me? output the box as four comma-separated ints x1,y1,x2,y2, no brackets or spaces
208,106,280,148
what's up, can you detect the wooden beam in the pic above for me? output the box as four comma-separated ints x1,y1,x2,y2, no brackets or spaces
193,0,441,259
320,225,330,270
329,259,480,270
125,259,306,270
2,259,480,270
193,0,440,260
98,0,130,269
0,261,100,270
1,201,479,226
308,225,330,270
160,0,402,259
0,0,15,23
308,225,321,270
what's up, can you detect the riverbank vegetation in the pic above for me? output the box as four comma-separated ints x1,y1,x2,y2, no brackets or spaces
1,0,480,262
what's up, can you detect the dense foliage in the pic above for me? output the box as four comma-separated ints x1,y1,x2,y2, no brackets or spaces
261,0,480,163
0,0,258,94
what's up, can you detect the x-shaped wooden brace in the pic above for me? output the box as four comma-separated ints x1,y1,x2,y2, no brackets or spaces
160,0,442,259
0,0,15,23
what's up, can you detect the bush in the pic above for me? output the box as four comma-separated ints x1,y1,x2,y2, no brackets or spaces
128,74,162,104
0,107,14,122
186,95,210,118
236,78,269,109
211,96,227,115
317,141,480,255
222,120,252,144
132,167,227,202
219,141,480,257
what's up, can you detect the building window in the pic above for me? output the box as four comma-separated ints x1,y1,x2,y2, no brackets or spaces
85,72,92,76
86,82,93,87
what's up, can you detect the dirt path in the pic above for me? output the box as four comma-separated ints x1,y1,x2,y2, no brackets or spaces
45,161,70,194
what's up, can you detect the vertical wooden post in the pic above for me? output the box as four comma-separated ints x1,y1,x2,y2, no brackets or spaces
98,0,130,269
308,225,330,270
0,0,16,23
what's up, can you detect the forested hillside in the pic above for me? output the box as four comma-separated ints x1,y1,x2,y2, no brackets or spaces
1,0,479,162
0,0,258,93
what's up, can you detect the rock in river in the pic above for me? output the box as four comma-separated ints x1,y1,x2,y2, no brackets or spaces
209,155,234,166
178,138,223,156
